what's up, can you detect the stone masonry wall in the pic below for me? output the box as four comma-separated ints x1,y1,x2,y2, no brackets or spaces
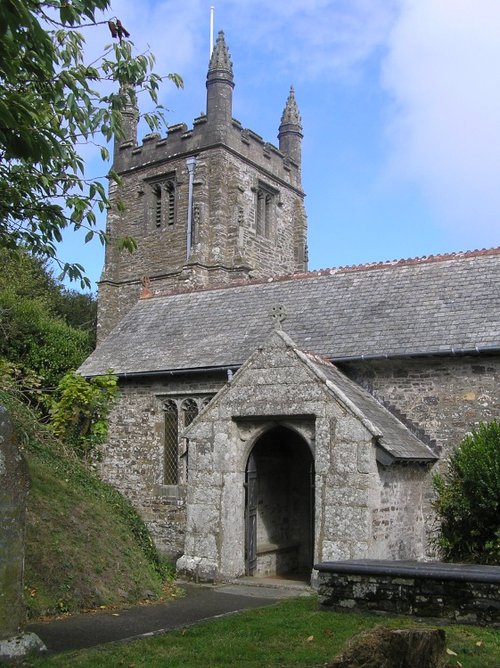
373,463,433,560
344,355,500,556
317,563,500,625
94,344,454,574
98,373,226,559
343,356,500,460
97,351,499,565
0,407,30,638
94,355,499,559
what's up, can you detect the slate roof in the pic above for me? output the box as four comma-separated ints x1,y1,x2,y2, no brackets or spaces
80,248,500,377
301,351,436,462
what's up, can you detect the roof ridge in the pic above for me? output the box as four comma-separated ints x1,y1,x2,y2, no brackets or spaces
140,246,500,300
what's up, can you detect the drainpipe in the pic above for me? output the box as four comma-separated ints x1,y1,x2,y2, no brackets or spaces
186,156,197,259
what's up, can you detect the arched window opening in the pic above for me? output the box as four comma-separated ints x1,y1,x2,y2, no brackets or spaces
160,395,214,489
153,184,162,227
163,400,178,485
148,175,176,229
255,183,277,239
182,398,198,428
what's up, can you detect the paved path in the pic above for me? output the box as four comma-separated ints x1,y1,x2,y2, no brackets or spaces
27,581,311,653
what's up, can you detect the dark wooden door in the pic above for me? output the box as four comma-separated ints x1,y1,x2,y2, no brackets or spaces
245,453,257,575
309,461,315,567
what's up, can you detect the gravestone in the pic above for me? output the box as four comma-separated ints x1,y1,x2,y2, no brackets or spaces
0,406,45,661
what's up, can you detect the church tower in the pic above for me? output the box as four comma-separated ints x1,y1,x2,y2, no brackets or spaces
97,32,308,341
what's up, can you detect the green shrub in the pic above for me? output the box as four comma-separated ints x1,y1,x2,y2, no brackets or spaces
0,291,91,388
0,248,95,391
433,420,500,564
49,371,118,461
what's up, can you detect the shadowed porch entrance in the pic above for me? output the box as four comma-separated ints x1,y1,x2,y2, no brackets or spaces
245,426,314,578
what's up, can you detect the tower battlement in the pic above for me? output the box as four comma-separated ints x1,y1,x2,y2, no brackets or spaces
114,115,302,191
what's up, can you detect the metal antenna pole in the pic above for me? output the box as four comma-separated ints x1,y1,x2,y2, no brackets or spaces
210,6,215,57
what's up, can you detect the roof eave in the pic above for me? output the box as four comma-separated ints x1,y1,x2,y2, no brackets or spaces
80,343,500,379
376,443,438,466
332,343,500,364
80,364,239,380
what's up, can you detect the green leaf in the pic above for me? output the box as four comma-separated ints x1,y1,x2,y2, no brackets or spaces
0,0,181,285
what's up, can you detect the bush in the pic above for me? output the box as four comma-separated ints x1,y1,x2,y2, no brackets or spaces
433,420,500,564
0,248,96,393
50,371,118,461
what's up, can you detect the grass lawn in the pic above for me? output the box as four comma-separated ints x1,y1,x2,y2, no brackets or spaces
27,595,500,667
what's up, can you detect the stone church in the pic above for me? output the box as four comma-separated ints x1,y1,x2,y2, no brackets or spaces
80,32,500,582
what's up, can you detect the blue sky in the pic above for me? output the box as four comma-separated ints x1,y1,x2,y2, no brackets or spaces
59,0,500,290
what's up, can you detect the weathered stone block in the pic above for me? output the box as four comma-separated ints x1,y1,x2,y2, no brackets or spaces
0,407,30,639
0,633,46,663
335,415,371,443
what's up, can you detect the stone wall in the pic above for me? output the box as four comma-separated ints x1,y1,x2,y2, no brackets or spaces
97,351,499,568
343,355,500,459
316,560,500,625
373,463,434,560
344,355,500,557
98,373,226,559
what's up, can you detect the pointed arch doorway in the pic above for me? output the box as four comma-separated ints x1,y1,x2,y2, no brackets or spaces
245,425,314,579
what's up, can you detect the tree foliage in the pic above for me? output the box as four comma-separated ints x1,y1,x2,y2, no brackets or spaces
0,0,182,287
433,421,500,564
0,248,117,460
0,292,91,389
0,248,95,390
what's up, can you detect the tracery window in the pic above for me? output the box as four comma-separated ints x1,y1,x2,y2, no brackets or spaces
163,400,179,485
161,395,213,486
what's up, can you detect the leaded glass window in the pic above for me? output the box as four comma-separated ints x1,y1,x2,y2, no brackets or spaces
163,400,178,485
161,395,212,487
182,398,198,428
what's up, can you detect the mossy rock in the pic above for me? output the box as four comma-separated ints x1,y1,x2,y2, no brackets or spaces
327,625,446,668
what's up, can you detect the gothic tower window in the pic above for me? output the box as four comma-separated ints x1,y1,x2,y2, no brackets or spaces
149,176,176,229
153,184,162,227
165,181,175,225
256,183,277,238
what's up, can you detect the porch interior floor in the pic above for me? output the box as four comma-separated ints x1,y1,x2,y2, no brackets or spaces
228,574,312,592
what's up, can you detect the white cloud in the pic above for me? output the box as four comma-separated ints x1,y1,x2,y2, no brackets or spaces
382,0,500,241
194,0,398,80
81,0,206,92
